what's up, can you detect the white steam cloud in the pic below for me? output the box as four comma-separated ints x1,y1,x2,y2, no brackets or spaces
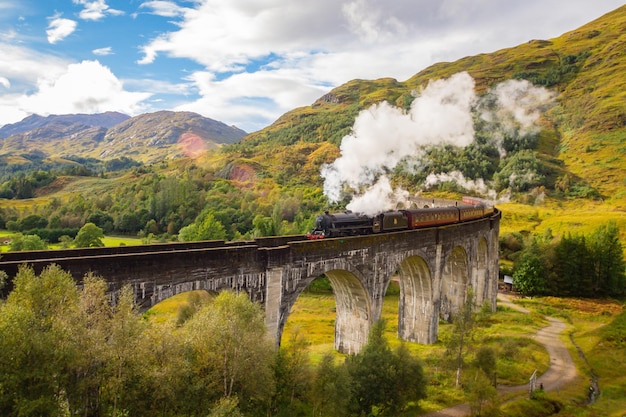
424,171,496,200
321,72,554,214
321,72,476,214
480,78,556,156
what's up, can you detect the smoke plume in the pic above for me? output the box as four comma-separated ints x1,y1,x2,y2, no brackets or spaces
321,72,554,214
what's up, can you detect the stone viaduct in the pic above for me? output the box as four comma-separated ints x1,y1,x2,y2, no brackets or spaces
0,209,500,354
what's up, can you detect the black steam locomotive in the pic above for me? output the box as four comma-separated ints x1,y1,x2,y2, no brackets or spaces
306,197,495,239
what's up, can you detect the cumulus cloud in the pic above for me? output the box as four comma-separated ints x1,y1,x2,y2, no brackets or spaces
342,0,407,42
0,60,150,121
0,77,9,89
0,43,70,87
46,16,77,44
174,68,328,131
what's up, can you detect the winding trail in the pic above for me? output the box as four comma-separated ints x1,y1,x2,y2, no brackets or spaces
421,293,577,417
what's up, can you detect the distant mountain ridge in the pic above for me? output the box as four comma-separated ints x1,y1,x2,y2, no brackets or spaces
0,112,130,138
0,110,247,163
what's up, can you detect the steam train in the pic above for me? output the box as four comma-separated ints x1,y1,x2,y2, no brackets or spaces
306,196,495,239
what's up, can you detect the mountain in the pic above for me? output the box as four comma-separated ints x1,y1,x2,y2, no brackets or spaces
97,111,247,162
0,110,247,164
0,112,129,138
223,5,626,206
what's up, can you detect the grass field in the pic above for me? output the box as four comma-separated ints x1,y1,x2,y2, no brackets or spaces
0,230,143,252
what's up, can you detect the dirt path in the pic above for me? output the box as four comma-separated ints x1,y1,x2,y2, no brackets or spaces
421,293,577,416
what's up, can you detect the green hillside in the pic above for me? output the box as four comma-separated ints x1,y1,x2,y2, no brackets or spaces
0,6,624,248
233,6,625,197
214,5,626,240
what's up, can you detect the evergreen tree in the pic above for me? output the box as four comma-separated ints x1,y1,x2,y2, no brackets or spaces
589,221,625,296
552,233,591,296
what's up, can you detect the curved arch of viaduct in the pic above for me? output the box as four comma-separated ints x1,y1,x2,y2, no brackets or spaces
275,216,500,353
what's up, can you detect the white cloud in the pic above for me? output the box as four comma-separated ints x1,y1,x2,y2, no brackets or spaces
138,1,188,18
93,46,113,56
0,77,9,88
46,16,77,44
174,69,329,132
134,0,623,131
342,0,407,43
0,42,70,87
0,60,151,124
73,0,124,21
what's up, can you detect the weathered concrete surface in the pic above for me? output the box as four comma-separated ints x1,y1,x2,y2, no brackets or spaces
0,210,501,353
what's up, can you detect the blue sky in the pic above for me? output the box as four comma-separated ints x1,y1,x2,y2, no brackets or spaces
0,1,623,133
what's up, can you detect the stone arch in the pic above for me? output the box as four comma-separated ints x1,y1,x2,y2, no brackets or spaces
474,237,489,306
325,269,372,354
440,246,469,321
279,262,372,355
396,255,435,344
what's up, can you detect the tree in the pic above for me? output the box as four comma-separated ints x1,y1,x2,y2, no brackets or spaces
466,369,498,416
9,233,48,251
86,211,115,233
63,274,113,417
179,211,227,242
588,221,625,297
552,233,591,296
447,288,476,387
346,319,426,415
103,285,145,417
117,212,142,234
19,214,48,230
393,343,427,409
474,346,497,378
271,329,313,416
512,241,547,296
74,222,105,248
207,397,244,417
183,291,275,412
311,353,352,417
0,265,80,416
